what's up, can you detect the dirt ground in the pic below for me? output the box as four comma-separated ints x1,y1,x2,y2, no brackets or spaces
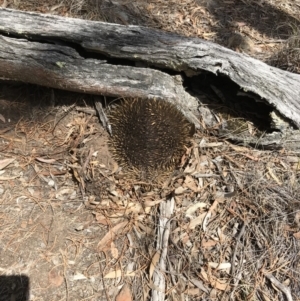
0,1,300,301
0,84,117,300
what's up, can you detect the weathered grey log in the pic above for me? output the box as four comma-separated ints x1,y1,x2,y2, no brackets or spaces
0,34,200,127
0,8,300,143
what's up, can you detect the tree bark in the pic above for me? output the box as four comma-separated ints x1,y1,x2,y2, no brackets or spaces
0,8,300,150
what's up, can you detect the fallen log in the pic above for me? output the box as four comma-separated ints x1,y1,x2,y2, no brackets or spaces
0,8,300,150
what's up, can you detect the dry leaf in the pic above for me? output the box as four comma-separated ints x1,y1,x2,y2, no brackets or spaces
185,288,201,295
294,212,300,227
111,242,119,259
267,165,282,185
135,222,154,235
217,227,230,243
174,186,188,195
293,231,300,240
208,262,231,270
104,270,122,279
116,284,133,301
94,213,110,225
1,0,8,8
55,188,76,201
200,268,209,282
180,232,192,246
0,158,15,170
213,279,230,291
126,202,143,213
72,273,87,280
104,269,135,279
200,268,229,291
48,269,64,287
203,198,219,231
209,198,219,212
98,221,128,251
184,175,198,192
184,162,197,173
36,157,57,164
203,32,217,38
188,212,206,230
149,251,160,280
201,239,218,248
185,202,207,217
20,220,27,229
144,198,164,207
111,160,119,174
0,175,19,180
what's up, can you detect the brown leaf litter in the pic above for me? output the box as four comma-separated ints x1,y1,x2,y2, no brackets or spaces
0,70,299,301
84,127,300,300
0,0,300,300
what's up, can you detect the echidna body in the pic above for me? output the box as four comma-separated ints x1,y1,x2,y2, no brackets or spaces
108,98,194,177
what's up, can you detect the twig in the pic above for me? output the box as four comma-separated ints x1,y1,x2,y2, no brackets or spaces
231,221,246,276
97,253,111,301
151,197,175,301
76,106,96,115
59,249,69,301
52,103,76,134
263,271,293,301
94,97,112,136
81,146,94,180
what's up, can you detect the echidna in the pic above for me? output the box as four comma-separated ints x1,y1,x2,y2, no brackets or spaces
108,98,194,179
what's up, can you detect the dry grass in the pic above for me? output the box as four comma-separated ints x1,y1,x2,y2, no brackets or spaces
84,131,300,301
0,0,300,300
0,85,299,300
268,24,300,73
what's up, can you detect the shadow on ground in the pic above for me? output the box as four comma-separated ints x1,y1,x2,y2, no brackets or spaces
0,275,30,301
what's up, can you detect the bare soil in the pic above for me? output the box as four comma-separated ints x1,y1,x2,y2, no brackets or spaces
0,1,299,301
0,83,118,300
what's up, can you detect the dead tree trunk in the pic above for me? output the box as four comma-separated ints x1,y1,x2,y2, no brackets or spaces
0,8,300,150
